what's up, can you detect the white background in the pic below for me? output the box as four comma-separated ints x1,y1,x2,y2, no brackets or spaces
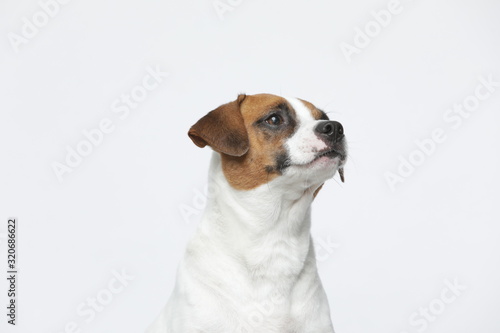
1,0,499,332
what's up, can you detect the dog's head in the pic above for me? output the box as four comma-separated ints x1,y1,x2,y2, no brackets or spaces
188,93,346,191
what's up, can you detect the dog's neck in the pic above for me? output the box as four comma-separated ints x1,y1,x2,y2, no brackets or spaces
204,152,318,232
198,153,321,284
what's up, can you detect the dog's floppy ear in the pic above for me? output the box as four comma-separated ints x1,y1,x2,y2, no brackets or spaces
188,94,249,157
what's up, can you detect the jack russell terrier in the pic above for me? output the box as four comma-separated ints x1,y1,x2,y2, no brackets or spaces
147,93,346,333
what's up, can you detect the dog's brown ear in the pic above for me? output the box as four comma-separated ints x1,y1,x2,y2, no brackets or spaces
188,94,249,157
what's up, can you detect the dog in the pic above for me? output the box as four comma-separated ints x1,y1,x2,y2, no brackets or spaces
147,93,346,333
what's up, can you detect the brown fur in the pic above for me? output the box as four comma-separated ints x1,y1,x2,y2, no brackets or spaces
221,94,295,190
189,94,321,190
313,184,324,199
299,98,325,120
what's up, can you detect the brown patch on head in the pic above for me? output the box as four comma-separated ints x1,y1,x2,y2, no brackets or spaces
188,93,299,190
222,94,298,190
299,98,329,120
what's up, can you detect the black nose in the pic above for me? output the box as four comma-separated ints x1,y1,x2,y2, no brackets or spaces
315,121,344,141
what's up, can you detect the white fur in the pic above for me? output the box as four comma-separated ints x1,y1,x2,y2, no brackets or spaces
285,97,328,165
147,98,342,333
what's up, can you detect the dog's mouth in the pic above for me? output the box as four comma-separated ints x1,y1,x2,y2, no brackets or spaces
313,148,346,162
286,145,347,182
315,148,344,159
309,148,346,182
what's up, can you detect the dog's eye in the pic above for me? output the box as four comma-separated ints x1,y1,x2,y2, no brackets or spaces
265,114,283,126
